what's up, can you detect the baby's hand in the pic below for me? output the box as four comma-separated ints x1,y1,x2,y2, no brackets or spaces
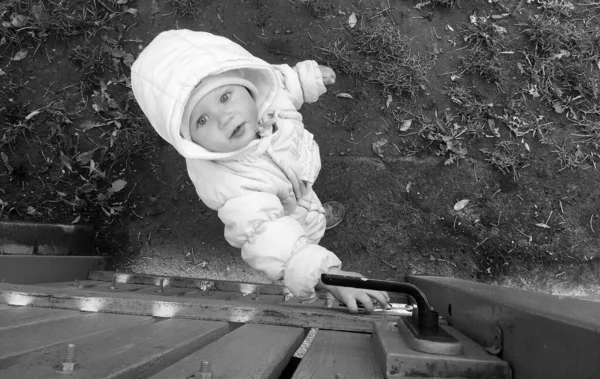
326,270,390,314
318,65,336,86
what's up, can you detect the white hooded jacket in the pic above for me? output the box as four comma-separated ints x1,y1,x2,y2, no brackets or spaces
131,30,342,301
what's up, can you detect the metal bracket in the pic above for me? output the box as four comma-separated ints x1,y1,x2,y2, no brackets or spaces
321,274,463,356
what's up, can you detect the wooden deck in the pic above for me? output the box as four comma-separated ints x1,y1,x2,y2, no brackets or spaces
0,271,511,378
0,271,395,378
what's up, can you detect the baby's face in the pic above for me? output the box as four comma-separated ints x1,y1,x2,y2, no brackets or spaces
189,84,258,152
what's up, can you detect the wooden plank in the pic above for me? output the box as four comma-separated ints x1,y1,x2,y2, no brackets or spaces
291,330,384,379
89,270,287,294
1,318,235,379
0,312,153,367
135,286,191,297
37,280,151,292
149,323,305,379
0,307,82,330
0,283,397,333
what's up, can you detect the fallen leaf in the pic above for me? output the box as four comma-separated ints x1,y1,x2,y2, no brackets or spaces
11,14,28,28
348,12,357,28
372,138,388,158
386,94,392,108
406,182,412,193
399,119,413,132
26,206,37,215
109,179,127,193
336,93,353,99
1,21,11,28
12,49,28,61
453,199,470,211
71,215,81,224
447,24,454,32
123,53,135,67
126,8,138,16
535,223,550,229
78,121,105,131
450,74,460,81
525,142,530,152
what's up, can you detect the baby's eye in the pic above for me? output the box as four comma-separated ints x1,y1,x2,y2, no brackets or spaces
220,93,229,103
198,116,207,125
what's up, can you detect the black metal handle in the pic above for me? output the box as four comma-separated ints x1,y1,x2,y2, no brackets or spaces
321,274,439,329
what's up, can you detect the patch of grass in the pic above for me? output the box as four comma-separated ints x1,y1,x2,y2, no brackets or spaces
316,21,429,99
458,17,508,84
442,84,496,137
460,47,504,84
0,0,117,46
480,140,531,180
492,96,555,138
0,100,32,148
551,141,596,171
169,0,211,19
522,14,600,118
410,111,469,165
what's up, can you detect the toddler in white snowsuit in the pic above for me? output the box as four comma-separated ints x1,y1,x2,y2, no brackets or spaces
131,30,389,312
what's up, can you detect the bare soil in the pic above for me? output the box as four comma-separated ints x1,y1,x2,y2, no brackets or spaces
1,0,599,297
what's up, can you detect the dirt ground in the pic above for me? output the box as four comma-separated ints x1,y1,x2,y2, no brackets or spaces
1,0,599,297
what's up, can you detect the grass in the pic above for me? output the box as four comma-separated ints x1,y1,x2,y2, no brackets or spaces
0,0,156,226
315,20,429,99
480,140,531,180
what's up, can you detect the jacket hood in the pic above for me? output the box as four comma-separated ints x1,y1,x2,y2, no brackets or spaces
131,29,280,160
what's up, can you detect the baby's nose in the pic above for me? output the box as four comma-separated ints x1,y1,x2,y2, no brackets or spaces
219,113,234,129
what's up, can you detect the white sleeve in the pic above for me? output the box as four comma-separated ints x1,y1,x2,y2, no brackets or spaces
272,60,327,110
218,191,341,300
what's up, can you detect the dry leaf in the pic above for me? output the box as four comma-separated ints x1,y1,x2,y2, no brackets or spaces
12,49,28,61
11,14,28,28
109,179,127,193
534,223,550,229
447,24,454,32
386,94,392,108
126,8,138,16
372,138,388,158
348,12,357,28
453,199,470,211
525,142,530,152
71,215,81,224
336,93,353,99
399,119,413,132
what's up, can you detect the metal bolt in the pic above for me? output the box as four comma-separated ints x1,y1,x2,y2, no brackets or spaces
157,278,164,293
57,344,78,373
194,360,213,378
110,274,117,290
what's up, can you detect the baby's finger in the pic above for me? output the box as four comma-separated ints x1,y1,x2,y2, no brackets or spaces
343,297,360,314
356,292,375,313
366,290,389,309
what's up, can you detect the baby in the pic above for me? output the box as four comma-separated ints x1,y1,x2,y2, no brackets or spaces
131,30,388,313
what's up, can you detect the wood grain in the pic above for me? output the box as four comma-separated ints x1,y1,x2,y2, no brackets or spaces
1,318,234,379
149,323,306,379
0,307,81,330
0,283,396,332
0,312,152,368
291,330,384,379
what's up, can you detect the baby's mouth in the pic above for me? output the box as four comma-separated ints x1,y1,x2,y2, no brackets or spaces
231,122,244,138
